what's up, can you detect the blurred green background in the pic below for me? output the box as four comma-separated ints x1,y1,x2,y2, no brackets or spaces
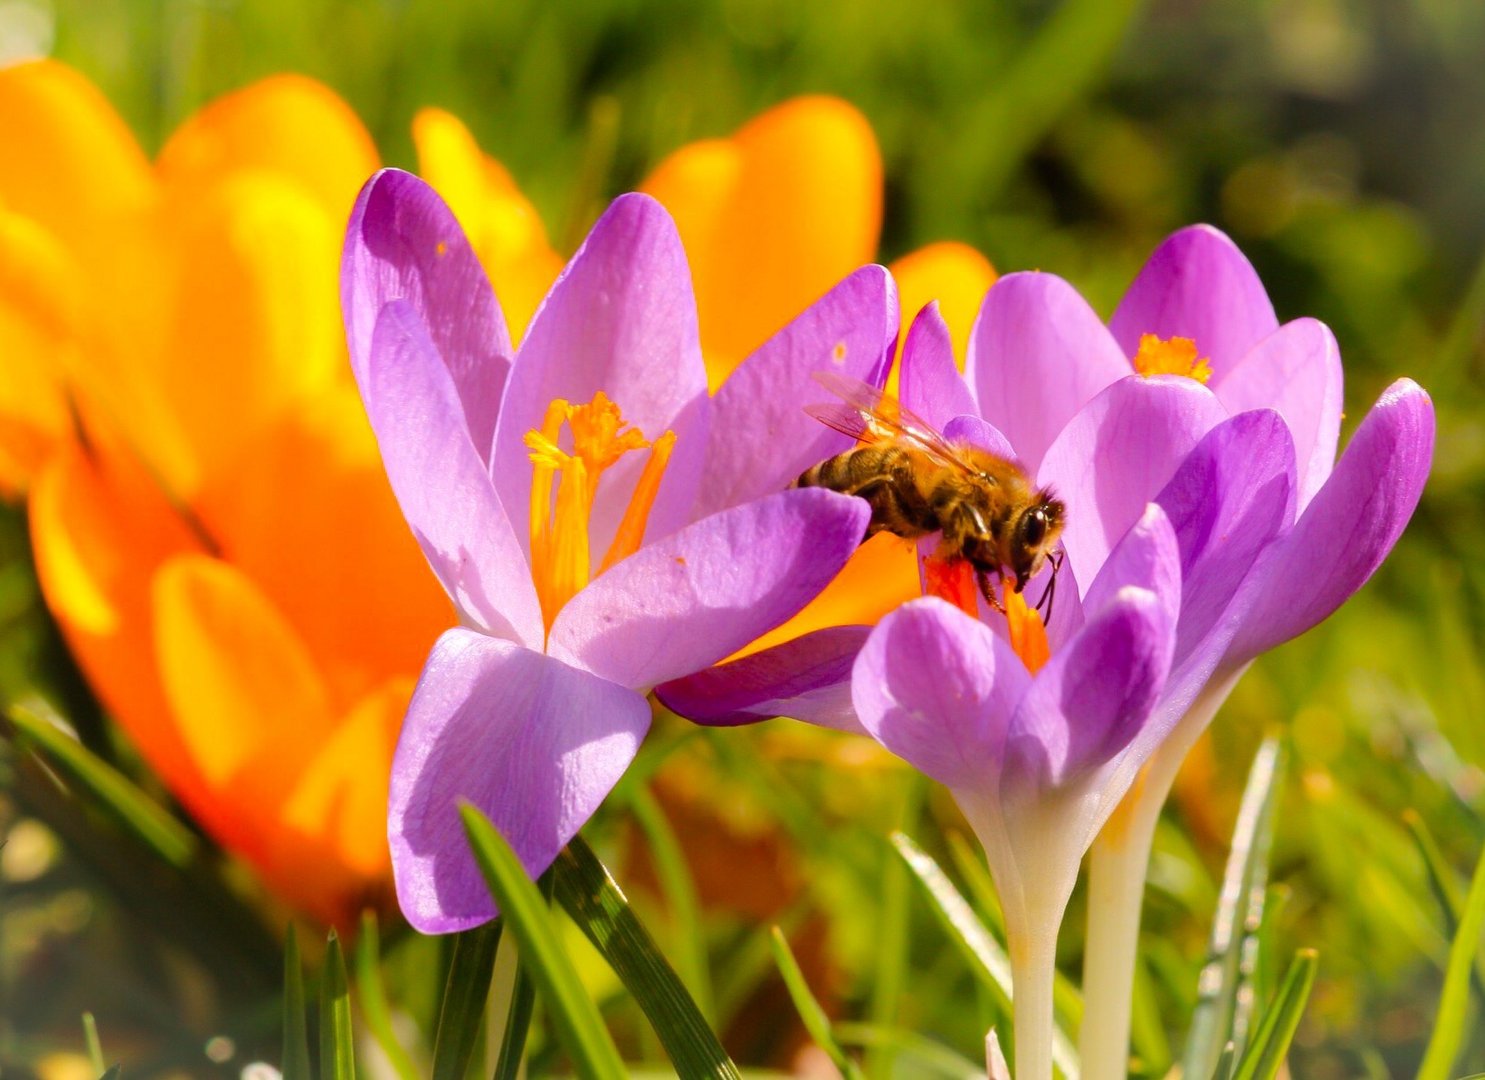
3,0,1484,1076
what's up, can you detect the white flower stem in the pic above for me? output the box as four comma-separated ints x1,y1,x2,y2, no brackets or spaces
1077,670,1245,1080
1010,921,1059,1080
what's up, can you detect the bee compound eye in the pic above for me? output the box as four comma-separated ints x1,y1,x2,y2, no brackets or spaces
1022,508,1047,546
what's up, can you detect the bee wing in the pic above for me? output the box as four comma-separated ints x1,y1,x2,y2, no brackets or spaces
808,370,979,472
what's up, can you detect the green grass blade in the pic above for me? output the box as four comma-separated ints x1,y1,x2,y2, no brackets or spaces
770,926,865,1080
354,914,418,1080
629,788,714,1022
492,940,537,1080
97,1068,120,1080
82,1012,103,1074
834,1021,984,1079
1418,838,1485,1080
282,924,312,1080
1182,738,1286,1077
1403,808,1485,1001
1230,949,1318,1080
554,835,740,1079
7,702,195,866
319,931,355,1080
430,921,502,1080
891,832,1080,1078
460,805,627,1080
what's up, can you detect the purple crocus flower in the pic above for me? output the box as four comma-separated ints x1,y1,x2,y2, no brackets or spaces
662,228,1433,1078
341,169,901,933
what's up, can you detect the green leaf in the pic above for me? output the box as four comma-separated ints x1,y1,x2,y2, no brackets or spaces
354,914,418,1080
629,788,714,1021
554,835,740,1079
282,924,313,1080
97,1068,120,1080
890,832,1080,1078
82,1012,104,1075
1230,948,1318,1080
770,926,865,1080
320,930,356,1080
1404,808,1485,999
1418,838,1485,1080
492,936,538,1080
834,1021,984,1080
460,804,627,1080
431,920,502,1080
1182,738,1286,1077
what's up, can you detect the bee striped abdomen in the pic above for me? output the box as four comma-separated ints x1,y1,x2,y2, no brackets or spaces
797,445,938,539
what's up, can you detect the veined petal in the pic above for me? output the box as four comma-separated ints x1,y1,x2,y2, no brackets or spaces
1214,318,1342,510
967,272,1132,476
1037,376,1227,593
0,60,155,258
1229,379,1434,662
343,169,511,466
696,265,897,517
365,301,541,647
493,193,708,555
1006,583,1174,793
548,488,869,689
899,302,977,429
389,629,651,933
888,242,996,381
195,383,453,709
1108,225,1279,383
1152,409,1296,670
155,74,379,223
412,108,562,343
854,597,1028,791
656,625,871,733
942,414,1016,461
642,96,881,383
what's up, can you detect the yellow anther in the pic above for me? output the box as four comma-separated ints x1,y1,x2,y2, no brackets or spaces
526,391,675,634
1132,334,1212,384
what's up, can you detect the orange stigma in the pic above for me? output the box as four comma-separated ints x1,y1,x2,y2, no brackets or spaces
923,554,979,619
525,391,674,632
1132,334,1212,384
1004,585,1050,674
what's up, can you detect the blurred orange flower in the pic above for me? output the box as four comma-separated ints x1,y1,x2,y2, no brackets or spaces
0,59,993,926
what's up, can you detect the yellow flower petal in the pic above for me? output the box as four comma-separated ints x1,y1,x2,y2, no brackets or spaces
733,533,921,660
28,443,206,799
193,384,451,709
155,74,379,223
412,107,564,342
0,60,154,259
153,173,345,497
642,96,882,387
887,241,997,392
0,208,80,495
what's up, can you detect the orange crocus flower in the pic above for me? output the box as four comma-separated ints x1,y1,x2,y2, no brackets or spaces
0,60,994,926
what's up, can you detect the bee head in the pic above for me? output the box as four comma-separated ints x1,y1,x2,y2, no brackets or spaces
1010,494,1065,593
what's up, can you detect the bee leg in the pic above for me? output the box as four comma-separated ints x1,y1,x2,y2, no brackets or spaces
1035,550,1063,626
976,569,1005,614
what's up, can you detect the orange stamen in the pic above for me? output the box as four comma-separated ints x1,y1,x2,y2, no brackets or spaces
922,554,979,620
1005,586,1050,674
526,392,675,634
1131,334,1212,384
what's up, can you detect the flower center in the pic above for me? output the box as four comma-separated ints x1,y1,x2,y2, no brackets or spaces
922,556,1050,674
1131,334,1212,384
525,391,675,632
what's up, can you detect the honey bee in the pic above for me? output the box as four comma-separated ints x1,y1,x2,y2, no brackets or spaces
797,371,1066,617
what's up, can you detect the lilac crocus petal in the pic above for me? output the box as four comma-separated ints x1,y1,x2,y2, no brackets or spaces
942,414,1017,461
655,626,871,733
854,597,1029,790
1037,376,1227,593
1081,503,1182,621
389,629,651,933
1006,583,1175,792
695,266,897,517
1214,318,1342,509
967,272,1132,475
899,301,976,429
492,193,710,557
343,169,511,465
1228,379,1434,662
548,488,870,689
366,302,542,647
1108,225,1279,382
1153,409,1296,669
